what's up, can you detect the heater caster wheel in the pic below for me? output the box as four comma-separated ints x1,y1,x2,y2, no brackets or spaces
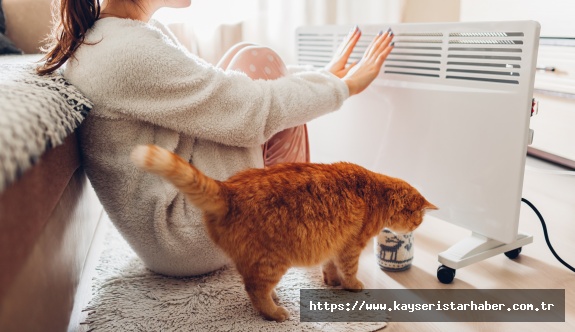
504,247,522,259
437,265,456,284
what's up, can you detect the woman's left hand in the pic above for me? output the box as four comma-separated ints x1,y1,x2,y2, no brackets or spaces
325,25,362,78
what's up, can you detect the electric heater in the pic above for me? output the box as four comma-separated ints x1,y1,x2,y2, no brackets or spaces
296,21,541,283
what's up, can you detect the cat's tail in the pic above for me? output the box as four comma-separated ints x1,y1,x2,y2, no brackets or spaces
130,144,227,216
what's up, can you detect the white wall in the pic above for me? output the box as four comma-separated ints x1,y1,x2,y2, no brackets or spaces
460,0,575,37
402,0,460,23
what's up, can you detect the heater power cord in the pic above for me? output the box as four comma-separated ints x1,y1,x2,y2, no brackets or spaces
521,197,575,273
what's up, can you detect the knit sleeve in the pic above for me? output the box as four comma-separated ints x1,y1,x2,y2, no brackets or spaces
91,27,349,148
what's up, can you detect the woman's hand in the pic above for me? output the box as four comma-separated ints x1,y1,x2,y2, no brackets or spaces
342,29,394,96
325,26,362,79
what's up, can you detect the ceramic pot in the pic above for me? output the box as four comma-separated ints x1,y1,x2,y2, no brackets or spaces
374,228,414,271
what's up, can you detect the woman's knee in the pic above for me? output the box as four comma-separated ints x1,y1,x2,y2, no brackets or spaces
227,45,287,80
217,42,258,69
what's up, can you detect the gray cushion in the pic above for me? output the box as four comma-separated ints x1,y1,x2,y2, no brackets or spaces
0,0,5,33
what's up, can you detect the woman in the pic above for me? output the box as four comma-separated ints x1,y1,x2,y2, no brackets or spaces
38,0,394,276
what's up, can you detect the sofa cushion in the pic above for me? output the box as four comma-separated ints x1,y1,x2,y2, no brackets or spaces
2,0,52,54
0,0,21,55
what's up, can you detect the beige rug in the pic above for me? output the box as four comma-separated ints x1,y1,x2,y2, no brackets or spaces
82,224,387,331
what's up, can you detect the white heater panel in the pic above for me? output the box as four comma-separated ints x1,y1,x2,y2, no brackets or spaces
297,21,540,244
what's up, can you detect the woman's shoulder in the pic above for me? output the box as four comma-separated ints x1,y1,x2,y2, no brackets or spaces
65,18,192,93
87,17,172,46
76,17,190,72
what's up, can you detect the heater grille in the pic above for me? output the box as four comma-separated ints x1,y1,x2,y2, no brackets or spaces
296,33,341,68
445,31,525,84
384,32,443,78
296,26,531,85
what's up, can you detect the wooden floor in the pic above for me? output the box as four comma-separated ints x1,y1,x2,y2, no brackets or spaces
70,156,575,331
356,156,575,332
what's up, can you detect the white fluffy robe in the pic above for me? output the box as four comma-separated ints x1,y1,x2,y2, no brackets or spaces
64,18,349,276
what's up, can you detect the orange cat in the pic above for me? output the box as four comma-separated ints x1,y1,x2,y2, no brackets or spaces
131,144,437,322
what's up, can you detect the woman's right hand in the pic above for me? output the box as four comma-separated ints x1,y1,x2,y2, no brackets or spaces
342,30,394,96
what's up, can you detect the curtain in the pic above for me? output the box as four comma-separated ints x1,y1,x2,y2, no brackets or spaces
249,0,406,63
155,0,406,64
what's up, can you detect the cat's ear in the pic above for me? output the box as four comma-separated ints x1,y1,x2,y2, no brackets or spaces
423,200,438,211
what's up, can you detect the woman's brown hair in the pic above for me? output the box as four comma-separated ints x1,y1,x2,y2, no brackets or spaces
37,0,101,75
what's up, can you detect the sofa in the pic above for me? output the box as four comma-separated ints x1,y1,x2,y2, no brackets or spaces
0,0,105,331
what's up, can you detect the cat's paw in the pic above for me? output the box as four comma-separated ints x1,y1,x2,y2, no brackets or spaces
342,278,364,292
265,306,290,322
323,275,341,287
322,269,341,287
271,289,279,302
